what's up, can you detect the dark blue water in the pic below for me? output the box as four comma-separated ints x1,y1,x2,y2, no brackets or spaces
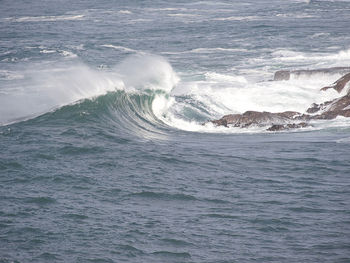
1,0,350,262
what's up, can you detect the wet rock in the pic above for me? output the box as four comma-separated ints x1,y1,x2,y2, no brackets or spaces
274,67,350,81
274,70,290,81
321,72,350,93
313,94,350,119
211,111,302,128
267,122,308,131
210,70,350,131
306,101,332,114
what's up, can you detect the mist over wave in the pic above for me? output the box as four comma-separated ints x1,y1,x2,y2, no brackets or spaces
1,49,350,133
0,54,178,126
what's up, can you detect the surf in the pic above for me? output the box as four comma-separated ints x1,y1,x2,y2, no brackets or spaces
1,50,350,134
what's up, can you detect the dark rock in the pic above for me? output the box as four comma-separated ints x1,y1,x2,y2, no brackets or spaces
321,72,350,93
210,70,350,131
211,111,303,128
267,122,308,131
266,124,285,131
274,71,290,81
306,103,321,114
313,94,350,119
306,101,333,114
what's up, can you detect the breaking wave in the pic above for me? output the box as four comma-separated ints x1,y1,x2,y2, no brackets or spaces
1,52,349,134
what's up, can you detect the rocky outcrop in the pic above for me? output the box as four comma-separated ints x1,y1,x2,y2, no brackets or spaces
309,94,350,119
212,111,303,128
209,69,350,131
320,72,350,93
274,67,350,81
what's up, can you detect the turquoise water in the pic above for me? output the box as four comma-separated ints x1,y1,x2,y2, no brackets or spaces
1,1,350,262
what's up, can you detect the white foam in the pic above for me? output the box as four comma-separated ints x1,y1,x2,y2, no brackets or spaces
4,14,84,22
162,47,247,55
59,50,77,58
205,72,247,83
146,8,190,11
118,10,132,14
155,66,349,133
167,14,200,17
114,54,179,93
152,95,175,118
0,54,181,125
40,50,56,54
271,48,350,65
310,33,330,39
213,16,259,21
0,62,125,125
101,44,139,53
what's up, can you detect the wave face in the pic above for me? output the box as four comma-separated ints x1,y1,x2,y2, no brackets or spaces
0,55,178,128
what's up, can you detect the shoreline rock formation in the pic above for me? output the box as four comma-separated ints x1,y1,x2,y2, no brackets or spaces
209,70,350,131
273,67,350,81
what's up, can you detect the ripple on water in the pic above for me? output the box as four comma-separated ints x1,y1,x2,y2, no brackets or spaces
130,191,197,201
160,238,193,247
24,196,56,206
151,251,191,259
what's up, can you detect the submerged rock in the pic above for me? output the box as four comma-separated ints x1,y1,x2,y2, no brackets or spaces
209,69,350,131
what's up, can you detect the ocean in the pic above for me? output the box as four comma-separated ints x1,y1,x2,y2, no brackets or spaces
1,0,350,262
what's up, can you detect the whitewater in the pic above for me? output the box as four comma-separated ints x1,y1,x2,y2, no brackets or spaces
1,0,350,262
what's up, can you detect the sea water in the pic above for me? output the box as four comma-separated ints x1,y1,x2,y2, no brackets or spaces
1,0,350,262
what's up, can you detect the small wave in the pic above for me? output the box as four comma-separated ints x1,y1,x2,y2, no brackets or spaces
63,213,89,220
38,253,60,260
151,251,191,258
146,7,190,11
60,50,77,58
185,1,234,6
118,10,132,14
0,70,24,80
160,238,193,247
40,50,56,54
167,13,200,17
130,191,197,201
101,44,139,53
336,137,350,143
202,213,239,219
4,14,85,22
310,32,331,39
25,196,56,205
276,13,315,19
213,16,260,21
162,47,247,55
118,244,145,255
271,48,350,64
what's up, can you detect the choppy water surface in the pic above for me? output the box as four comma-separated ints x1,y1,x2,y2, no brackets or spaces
1,0,350,262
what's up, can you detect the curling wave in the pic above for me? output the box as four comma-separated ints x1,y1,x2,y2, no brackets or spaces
2,52,350,134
